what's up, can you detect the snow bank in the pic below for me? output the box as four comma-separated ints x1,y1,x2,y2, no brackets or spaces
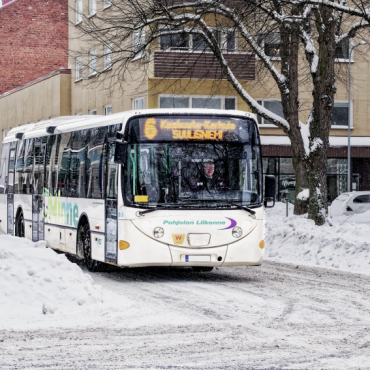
265,203,370,275
0,235,127,329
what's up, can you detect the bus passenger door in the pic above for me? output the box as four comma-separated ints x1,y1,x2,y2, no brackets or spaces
7,148,16,235
105,142,118,264
32,141,46,241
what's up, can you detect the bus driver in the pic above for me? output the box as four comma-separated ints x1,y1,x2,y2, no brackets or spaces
189,161,227,192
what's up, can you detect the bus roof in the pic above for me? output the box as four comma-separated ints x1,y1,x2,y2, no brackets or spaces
3,109,257,143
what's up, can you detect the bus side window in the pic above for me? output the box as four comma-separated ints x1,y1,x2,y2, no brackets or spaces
0,143,10,194
69,129,90,198
57,133,72,197
87,127,108,199
15,139,26,194
45,135,58,196
32,137,47,195
23,139,34,195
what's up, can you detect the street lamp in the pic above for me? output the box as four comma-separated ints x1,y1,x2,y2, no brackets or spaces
348,40,367,192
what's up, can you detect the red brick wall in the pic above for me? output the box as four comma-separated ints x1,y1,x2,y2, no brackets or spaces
0,0,68,95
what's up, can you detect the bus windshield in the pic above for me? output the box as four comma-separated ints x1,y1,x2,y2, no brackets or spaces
123,115,262,209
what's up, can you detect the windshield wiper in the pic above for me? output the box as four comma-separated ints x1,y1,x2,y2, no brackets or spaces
179,198,256,216
138,203,197,216
138,200,257,216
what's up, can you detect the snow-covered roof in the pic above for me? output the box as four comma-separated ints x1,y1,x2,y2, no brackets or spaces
261,135,370,147
3,109,258,143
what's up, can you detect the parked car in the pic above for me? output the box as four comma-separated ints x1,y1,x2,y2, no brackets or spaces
329,191,370,224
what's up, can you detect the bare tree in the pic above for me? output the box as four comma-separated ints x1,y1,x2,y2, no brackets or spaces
73,0,370,225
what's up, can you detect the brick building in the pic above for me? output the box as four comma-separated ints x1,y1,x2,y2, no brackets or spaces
0,0,68,95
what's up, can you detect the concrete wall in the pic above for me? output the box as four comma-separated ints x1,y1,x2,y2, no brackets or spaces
0,69,71,145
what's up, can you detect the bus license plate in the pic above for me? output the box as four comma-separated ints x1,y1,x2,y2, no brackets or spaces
185,255,211,262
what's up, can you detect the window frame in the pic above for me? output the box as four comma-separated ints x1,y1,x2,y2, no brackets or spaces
103,44,113,71
132,97,145,110
75,56,83,82
89,109,97,115
88,49,97,77
104,105,113,115
159,27,239,53
257,33,281,60
335,38,354,63
103,0,112,10
331,100,354,129
158,94,237,110
256,99,283,127
132,29,146,60
75,0,82,25
88,0,96,17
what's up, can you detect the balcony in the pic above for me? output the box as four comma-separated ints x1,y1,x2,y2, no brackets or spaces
153,51,255,81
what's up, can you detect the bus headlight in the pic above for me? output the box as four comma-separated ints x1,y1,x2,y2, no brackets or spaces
232,226,242,238
153,227,164,238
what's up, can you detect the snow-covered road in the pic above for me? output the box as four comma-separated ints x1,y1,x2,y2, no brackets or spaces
1,261,370,369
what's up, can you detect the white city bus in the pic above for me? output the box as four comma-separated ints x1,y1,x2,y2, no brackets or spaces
0,109,275,272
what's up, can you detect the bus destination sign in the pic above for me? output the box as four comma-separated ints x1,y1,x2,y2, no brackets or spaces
140,117,239,141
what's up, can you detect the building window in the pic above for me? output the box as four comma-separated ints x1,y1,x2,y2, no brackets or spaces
89,109,97,115
159,95,236,110
104,105,112,115
335,39,350,60
159,29,237,52
332,101,352,127
76,56,83,81
103,44,112,70
103,0,112,9
258,33,280,58
132,30,145,59
132,97,145,110
225,30,236,52
2,130,7,139
256,100,283,125
160,33,189,51
76,112,83,116
89,0,96,16
75,0,82,24
193,30,220,51
89,50,97,76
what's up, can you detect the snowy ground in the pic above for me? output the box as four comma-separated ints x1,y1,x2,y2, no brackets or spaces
1,207,370,369
265,202,370,275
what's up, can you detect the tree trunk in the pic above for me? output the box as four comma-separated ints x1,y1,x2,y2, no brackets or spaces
308,9,336,225
291,140,309,214
280,9,309,215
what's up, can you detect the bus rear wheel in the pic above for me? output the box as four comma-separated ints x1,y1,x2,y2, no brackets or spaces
191,267,214,273
80,223,106,272
15,211,25,238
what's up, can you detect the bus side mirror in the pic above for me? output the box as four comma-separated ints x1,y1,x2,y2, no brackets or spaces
114,141,128,165
264,175,276,208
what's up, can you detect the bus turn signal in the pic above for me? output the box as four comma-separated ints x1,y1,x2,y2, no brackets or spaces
119,241,130,250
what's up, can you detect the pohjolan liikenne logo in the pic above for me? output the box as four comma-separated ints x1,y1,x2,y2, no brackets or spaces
164,217,237,230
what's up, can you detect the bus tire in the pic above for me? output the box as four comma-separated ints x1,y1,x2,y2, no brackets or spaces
80,222,106,272
191,267,214,273
15,210,25,238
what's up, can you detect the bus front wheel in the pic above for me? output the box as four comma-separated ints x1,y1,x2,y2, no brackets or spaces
80,223,106,272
